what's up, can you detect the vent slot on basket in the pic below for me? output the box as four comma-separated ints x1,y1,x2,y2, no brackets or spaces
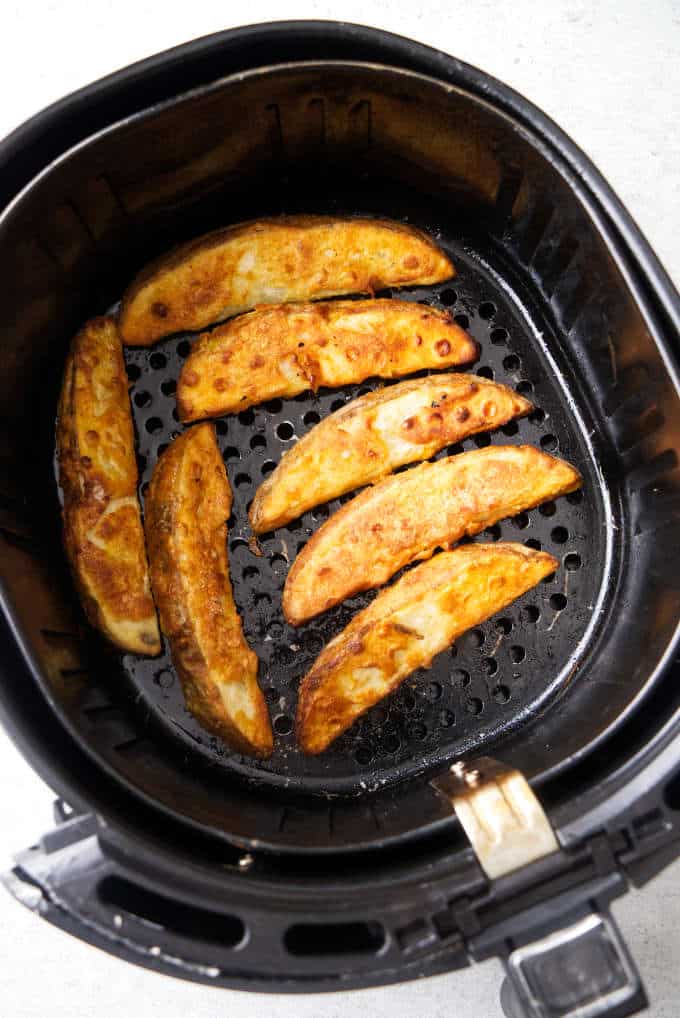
98,876,245,948
284,920,385,956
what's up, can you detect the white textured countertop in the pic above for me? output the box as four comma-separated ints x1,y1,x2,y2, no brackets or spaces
1,3,678,1015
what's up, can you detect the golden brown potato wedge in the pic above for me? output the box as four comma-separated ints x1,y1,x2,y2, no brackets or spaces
250,375,531,533
119,216,455,345
283,445,581,625
177,300,478,421
57,317,160,655
297,543,557,754
144,424,273,758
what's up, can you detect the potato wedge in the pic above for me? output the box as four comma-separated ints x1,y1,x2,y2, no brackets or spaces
250,375,531,533
144,423,272,757
297,543,557,753
119,215,454,345
178,300,478,421
283,445,581,625
57,317,160,655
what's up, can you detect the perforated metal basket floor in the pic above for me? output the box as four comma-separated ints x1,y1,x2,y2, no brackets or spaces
108,209,602,799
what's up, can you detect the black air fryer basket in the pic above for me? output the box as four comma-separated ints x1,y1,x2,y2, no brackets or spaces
1,22,679,1018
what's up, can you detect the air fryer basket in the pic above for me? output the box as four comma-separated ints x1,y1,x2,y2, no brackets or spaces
1,22,679,1008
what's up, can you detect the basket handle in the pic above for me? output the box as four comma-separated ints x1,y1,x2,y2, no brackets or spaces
432,757,647,1018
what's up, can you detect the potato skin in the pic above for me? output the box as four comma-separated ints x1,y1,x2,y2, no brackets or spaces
144,424,272,758
250,374,532,533
178,300,478,421
297,543,558,754
283,445,581,625
118,215,454,345
57,317,160,654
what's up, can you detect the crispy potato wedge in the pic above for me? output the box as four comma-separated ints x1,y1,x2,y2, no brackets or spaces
118,216,454,345
57,317,160,655
283,445,581,625
178,300,478,421
144,424,272,758
297,543,557,753
250,375,531,533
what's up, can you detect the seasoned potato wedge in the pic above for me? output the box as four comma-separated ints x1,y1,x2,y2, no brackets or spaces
178,300,478,421
57,317,160,654
283,445,581,625
145,424,272,758
297,543,557,753
250,375,531,533
119,215,454,345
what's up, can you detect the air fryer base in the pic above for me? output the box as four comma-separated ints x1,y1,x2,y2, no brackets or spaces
1,21,680,1011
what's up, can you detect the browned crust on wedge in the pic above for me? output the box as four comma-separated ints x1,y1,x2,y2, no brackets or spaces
144,423,272,758
177,300,478,421
250,374,532,533
57,317,160,654
119,216,455,345
283,445,581,625
297,543,558,753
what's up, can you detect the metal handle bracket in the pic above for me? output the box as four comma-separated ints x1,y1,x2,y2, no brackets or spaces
432,756,559,879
